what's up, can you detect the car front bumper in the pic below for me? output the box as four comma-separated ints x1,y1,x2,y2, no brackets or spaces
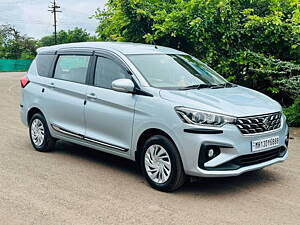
173,118,289,178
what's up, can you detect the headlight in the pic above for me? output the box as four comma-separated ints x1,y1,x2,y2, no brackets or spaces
175,107,236,127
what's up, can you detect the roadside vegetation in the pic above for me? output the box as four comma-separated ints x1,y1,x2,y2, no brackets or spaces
38,28,96,47
0,0,299,126
0,26,95,59
0,25,36,59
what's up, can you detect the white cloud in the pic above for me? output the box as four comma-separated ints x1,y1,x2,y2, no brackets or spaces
0,0,107,39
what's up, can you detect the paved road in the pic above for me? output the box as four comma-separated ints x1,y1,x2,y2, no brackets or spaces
0,72,299,225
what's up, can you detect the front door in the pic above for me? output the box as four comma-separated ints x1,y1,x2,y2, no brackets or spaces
85,55,136,152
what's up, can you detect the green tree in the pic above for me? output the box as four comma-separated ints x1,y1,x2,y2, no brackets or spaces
38,27,95,47
94,0,300,106
0,25,36,59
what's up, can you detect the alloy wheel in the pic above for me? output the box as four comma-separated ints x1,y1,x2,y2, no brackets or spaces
31,119,45,147
144,144,171,184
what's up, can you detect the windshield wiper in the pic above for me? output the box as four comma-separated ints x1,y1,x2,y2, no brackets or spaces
209,84,226,89
181,82,236,90
183,84,214,89
210,82,237,89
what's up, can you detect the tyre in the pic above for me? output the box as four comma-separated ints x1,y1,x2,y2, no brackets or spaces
140,135,186,192
29,113,56,152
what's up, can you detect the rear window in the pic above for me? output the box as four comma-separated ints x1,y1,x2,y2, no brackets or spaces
36,54,55,77
54,55,90,84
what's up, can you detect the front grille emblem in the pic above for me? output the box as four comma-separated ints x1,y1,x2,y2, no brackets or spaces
262,116,271,130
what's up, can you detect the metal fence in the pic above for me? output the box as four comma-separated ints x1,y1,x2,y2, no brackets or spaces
0,59,33,72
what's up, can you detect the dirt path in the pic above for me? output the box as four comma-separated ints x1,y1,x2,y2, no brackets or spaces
0,72,299,225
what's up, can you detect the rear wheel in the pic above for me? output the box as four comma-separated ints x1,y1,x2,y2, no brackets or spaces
140,135,186,192
29,113,55,152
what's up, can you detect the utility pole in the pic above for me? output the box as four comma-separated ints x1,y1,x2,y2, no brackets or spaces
48,0,62,45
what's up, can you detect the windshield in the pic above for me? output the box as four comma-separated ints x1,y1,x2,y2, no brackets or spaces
128,54,228,89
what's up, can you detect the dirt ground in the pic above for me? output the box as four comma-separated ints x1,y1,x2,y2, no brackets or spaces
0,72,299,225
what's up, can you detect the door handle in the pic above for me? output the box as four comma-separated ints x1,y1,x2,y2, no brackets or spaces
87,93,97,100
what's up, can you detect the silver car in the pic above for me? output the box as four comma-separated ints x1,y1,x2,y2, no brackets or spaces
20,42,289,192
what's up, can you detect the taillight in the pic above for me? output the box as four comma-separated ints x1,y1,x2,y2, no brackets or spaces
20,76,30,88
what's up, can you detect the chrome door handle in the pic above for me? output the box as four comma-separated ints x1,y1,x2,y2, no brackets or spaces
87,93,97,99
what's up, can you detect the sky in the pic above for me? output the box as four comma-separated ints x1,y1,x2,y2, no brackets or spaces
0,0,107,39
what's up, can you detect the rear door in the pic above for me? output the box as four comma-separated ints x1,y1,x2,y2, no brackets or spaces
85,53,136,153
42,52,92,137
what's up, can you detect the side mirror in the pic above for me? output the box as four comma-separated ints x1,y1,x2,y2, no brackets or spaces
112,78,135,93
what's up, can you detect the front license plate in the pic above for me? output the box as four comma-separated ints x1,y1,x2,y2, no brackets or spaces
252,136,279,152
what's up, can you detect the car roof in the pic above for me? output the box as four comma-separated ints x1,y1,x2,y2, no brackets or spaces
37,42,187,55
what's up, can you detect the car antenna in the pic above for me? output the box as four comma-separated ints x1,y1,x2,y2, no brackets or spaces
152,38,158,49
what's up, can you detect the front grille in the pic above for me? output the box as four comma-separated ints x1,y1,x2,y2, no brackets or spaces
236,112,282,135
231,147,286,167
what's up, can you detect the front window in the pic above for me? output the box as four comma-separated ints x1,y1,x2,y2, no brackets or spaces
128,54,228,89
94,56,131,89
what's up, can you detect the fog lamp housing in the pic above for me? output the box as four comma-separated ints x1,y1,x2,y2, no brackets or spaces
198,144,221,169
208,147,221,159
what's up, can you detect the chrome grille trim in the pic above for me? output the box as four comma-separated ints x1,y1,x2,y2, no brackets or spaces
236,112,282,135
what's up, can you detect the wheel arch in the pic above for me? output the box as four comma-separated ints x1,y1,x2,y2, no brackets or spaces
27,107,45,124
135,128,179,162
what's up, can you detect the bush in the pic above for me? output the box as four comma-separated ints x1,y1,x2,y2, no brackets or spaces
275,75,300,100
284,97,300,127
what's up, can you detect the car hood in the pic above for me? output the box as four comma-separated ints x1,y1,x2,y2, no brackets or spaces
159,86,282,117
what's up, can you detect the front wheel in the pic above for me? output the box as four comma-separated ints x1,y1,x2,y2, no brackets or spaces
29,113,56,152
140,135,186,192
